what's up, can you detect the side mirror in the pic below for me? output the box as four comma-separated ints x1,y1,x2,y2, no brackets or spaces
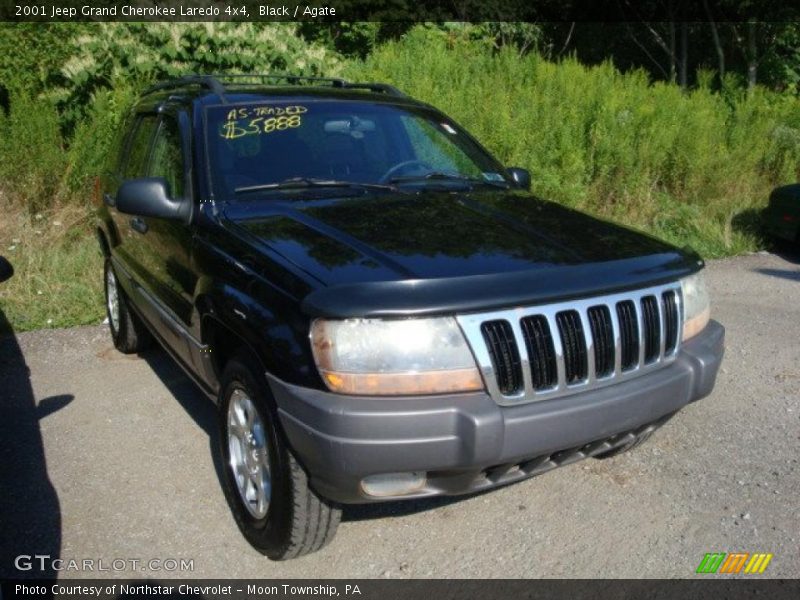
507,167,531,191
116,177,186,221
0,256,13,283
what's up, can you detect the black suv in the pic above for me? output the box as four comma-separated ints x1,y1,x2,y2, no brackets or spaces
97,75,724,560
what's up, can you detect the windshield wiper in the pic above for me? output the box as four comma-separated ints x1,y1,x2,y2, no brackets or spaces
235,178,399,194
388,172,510,189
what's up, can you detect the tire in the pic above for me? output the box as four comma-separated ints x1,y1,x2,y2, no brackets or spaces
217,354,340,560
104,258,151,354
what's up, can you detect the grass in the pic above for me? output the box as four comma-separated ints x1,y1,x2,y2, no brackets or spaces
0,203,104,335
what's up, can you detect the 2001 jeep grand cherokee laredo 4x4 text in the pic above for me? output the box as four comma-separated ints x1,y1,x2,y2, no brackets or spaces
96,75,724,560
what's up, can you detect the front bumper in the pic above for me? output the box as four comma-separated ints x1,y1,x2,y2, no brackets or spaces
269,320,724,503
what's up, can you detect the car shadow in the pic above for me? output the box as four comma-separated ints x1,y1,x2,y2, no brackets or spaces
138,347,227,498
730,207,767,243
753,268,800,282
342,490,493,522
0,302,69,578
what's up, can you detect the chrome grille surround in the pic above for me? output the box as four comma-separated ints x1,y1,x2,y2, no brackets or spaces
456,282,683,406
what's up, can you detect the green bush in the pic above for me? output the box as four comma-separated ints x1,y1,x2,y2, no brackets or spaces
0,23,78,94
347,26,800,256
53,22,341,133
62,82,138,196
0,91,67,213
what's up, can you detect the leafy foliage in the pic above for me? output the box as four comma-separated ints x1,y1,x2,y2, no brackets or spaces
53,23,340,132
0,23,78,94
298,22,411,59
0,91,67,213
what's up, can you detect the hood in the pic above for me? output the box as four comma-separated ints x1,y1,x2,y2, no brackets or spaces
223,189,701,317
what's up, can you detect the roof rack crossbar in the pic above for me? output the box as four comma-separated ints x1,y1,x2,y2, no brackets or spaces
337,82,405,97
144,76,227,98
209,74,349,87
210,75,405,96
144,74,406,99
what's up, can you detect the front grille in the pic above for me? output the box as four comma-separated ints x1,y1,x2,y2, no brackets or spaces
641,295,661,363
662,291,679,354
555,310,588,383
520,315,557,389
587,306,614,378
617,300,639,371
480,320,522,396
457,282,682,405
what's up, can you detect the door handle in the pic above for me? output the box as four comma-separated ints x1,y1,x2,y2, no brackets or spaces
130,217,148,234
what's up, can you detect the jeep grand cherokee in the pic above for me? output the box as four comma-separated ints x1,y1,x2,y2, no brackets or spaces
96,74,724,560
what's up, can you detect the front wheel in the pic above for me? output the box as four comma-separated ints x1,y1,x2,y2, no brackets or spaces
218,355,340,559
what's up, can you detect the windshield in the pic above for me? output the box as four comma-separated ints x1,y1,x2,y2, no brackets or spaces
205,100,510,198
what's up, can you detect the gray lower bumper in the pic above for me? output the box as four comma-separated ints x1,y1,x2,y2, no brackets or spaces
269,320,724,503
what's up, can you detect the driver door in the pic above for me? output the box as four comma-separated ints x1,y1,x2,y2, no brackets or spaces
137,111,198,366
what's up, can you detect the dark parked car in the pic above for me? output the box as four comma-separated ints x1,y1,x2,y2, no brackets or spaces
0,256,12,283
764,184,800,245
96,75,724,560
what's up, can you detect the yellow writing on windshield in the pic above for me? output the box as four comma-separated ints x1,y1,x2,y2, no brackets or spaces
220,105,308,140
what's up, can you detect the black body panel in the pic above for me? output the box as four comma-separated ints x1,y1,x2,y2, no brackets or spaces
224,191,701,318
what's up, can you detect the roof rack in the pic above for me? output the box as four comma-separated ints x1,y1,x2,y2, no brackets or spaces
144,76,227,97
143,74,406,101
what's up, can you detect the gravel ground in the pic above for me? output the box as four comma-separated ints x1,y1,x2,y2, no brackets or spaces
0,251,798,579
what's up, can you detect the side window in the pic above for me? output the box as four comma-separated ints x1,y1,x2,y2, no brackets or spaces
148,117,185,198
122,115,159,179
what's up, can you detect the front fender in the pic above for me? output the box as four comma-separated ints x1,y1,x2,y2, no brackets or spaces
193,275,321,390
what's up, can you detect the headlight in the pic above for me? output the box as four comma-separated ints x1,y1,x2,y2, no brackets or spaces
310,317,483,396
680,271,710,341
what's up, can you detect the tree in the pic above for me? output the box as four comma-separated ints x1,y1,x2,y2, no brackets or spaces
703,0,726,81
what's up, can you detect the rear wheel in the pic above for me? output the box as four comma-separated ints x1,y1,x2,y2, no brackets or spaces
104,259,151,354
218,355,340,559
